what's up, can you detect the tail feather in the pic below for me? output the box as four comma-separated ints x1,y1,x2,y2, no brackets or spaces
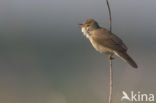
115,51,138,68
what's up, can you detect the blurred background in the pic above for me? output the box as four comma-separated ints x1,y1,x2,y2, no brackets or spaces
0,0,156,103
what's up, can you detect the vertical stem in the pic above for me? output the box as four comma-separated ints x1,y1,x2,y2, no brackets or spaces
106,0,113,102
109,57,113,103
106,0,112,32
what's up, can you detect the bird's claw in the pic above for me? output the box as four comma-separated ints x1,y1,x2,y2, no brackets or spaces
109,55,114,60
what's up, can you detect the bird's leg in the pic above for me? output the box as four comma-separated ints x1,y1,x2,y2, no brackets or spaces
109,55,114,60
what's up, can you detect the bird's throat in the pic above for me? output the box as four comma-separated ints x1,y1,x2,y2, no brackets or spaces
81,28,90,38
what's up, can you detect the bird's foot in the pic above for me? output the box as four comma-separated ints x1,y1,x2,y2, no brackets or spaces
109,55,114,60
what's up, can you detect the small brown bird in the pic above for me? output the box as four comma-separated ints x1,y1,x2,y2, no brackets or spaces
79,18,138,68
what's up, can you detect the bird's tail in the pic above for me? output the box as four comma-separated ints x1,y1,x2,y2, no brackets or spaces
115,51,138,68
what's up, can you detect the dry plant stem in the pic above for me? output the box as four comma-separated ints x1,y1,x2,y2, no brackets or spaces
106,0,112,32
106,0,113,103
109,55,113,103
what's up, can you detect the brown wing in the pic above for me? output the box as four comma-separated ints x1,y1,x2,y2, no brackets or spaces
91,28,128,52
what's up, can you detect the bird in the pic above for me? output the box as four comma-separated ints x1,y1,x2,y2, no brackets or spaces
79,18,138,68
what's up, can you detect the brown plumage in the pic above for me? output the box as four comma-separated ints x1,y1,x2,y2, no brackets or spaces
80,18,138,68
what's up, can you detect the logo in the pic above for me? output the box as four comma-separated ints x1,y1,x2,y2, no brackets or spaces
121,91,155,102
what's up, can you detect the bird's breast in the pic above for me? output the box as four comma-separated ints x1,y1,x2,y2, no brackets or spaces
89,37,114,54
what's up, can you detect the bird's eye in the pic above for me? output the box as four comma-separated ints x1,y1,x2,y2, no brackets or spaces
87,24,90,27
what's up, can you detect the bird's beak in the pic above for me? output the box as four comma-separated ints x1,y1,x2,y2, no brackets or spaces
78,24,83,28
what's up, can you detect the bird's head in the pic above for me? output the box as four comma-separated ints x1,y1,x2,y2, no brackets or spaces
79,18,100,37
